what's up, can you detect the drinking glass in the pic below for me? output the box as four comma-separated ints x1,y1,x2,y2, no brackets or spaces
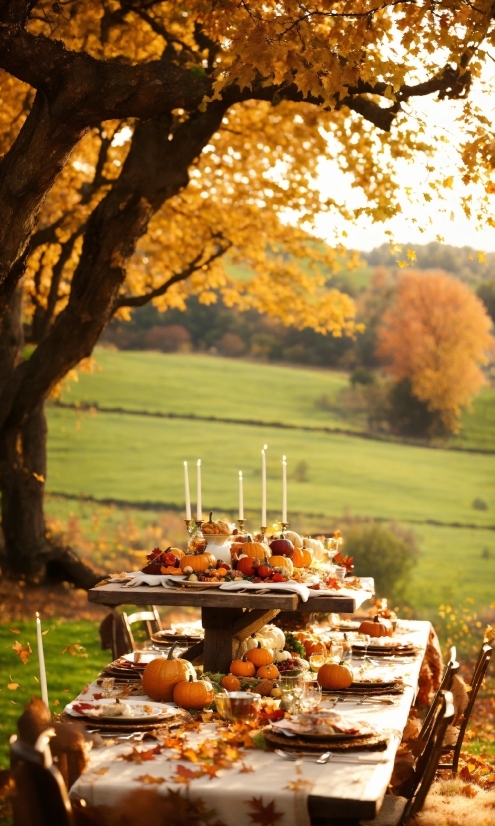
341,634,353,664
300,680,322,712
309,653,326,673
333,566,346,583
327,641,344,663
279,674,304,712
101,677,115,698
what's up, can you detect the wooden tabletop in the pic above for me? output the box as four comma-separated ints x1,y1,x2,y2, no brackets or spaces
88,578,374,614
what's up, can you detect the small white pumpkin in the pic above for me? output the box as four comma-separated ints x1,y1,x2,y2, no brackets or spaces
258,625,285,650
284,530,303,549
245,636,260,651
273,649,291,663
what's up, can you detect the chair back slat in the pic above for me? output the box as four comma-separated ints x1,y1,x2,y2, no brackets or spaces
122,607,161,651
419,646,458,741
402,691,455,823
445,644,492,774
10,734,75,826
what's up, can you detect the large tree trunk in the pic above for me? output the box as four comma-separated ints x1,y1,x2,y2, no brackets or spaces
0,105,227,587
0,290,97,587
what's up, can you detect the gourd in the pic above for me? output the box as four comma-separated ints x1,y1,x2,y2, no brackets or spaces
220,674,241,691
292,547,313,568
317,662,353,690
180,552,216,573
142,645,196,701
173,675,214,710
303,536,325,560
230,658,256,677
359,616,392,638
273,649,291,663
253,679,274,696
256,663,279,680
268,556,294,575
257,625,285,650
283,530,303,549
202,512,231,536
245,642,274,667
269,535,294,558
234,536,269,561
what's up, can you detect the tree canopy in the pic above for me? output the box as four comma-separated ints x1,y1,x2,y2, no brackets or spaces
2,0,495,585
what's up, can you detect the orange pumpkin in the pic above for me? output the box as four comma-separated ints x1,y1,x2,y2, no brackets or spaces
236,556,257,576
173,676,214,710
201,511,231,536
317,662,353,690
168,547,185,559
180,552,216,573
142,648,196,701
220,674,241,691
304,639,326,658
230,658,256,677
256,663,279,680
292,547,313,568
268,556,294,574
245,643,274,667
241,539,269,561
359,616,392,638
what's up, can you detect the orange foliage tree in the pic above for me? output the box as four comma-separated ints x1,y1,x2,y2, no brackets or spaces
376,271,493,435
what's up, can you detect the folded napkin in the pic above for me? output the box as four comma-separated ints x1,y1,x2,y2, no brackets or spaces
123,573,185,588
218,580,310,602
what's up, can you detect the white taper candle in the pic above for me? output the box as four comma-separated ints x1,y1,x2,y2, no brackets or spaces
282,455,287,524
261,445,267,526
36,612,49,708
239,471,244,520
196,459,202,521
184,461,191,520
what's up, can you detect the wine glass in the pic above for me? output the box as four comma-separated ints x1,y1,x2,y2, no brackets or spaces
327,640,344,663
309,653,326,673
300,680,322,712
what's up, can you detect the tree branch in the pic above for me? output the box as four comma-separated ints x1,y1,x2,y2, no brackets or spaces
114,236,232,310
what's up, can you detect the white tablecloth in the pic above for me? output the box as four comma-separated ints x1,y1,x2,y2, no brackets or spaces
70,620,430,826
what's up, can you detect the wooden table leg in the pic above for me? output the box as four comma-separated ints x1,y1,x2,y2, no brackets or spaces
202,607,244,673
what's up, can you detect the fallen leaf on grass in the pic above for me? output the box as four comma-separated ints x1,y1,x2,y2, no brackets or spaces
7,679,20,691
10,629,20,634
135,775,165,785
12,641,32,665
61,644,88,658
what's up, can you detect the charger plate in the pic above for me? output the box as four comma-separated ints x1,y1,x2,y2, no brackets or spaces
263,727,388,752
322,680,405,696
58,710,189,732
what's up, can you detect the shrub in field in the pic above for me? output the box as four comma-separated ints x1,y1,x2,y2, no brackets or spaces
344,520,419,604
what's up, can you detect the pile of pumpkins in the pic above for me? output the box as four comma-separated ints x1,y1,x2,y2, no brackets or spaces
142,645,214,710
231,533,318,580
223,625,290,694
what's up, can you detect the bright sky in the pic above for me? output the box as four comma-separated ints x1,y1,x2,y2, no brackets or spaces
313,80,495,253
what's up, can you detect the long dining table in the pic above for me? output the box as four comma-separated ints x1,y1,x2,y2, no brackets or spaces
69,619,431,826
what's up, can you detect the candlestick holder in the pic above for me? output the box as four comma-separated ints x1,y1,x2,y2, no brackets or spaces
259,526,267,542
280,522,289,532
237,519,246,533
184,519,195,535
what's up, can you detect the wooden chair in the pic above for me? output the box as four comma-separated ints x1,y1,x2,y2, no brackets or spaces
122,606,162,651
10,731,75,826
359,690,455,826
418,645,459,742
438,643,492,775
99,606,161,659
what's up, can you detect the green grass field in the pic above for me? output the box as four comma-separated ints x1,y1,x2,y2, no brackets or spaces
46,349,495,617
47,406,495,527
0,620,109,769
61,349,495,451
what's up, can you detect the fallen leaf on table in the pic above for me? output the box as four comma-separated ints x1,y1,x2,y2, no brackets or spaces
284,778,314,792
135,775,165,785
173,765,204,785
239,762,254,773
92,693,103,700
91,767,109,776
120,746,161,764
12,641,32,665
245,796,284,826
